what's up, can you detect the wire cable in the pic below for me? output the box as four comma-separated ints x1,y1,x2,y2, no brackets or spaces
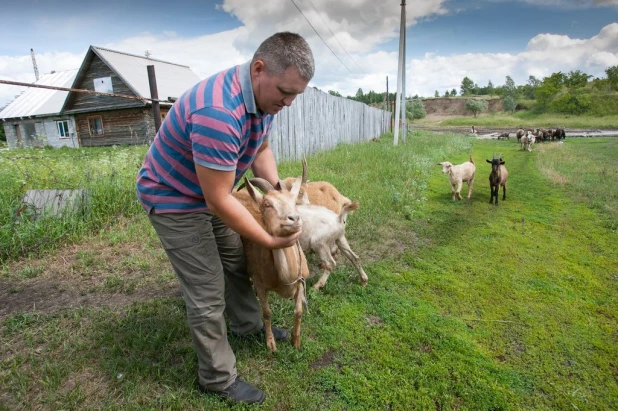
306,0,365,73
290,0,353,73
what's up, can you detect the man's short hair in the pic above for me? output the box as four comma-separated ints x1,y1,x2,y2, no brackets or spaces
252,32,315,81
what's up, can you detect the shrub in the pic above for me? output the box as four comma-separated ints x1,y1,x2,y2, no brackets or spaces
502,96,516,113
407,98,426,120
465,99,488,118
549,91,591,115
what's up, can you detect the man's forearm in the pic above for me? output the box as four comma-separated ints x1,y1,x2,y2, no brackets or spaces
251,144,279,186
208,193,273,247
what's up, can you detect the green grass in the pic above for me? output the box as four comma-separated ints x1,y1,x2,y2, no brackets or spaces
0,146,148,262
435,111,618,128
1,133,617,409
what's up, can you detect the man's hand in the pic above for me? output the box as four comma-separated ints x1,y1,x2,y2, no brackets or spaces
268,231,302,249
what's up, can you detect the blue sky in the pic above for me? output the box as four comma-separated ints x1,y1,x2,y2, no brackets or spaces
1,0,617,107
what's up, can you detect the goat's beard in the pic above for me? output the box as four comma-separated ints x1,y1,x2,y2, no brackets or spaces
275,222,303,237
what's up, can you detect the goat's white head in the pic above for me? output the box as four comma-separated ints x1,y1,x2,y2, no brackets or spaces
245,177,303,236
437,162,453,174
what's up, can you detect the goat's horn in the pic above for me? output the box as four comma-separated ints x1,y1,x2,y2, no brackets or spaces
248,178,275,193
301,155,308,185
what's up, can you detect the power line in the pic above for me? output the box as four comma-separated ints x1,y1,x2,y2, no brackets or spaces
290,0,353,74
305,0,366,74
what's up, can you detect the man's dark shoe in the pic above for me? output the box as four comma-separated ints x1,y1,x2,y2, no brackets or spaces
201,377,265,404
233,325,289,342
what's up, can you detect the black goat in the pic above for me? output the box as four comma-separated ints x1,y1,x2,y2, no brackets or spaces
486,153,508,205
553,128,566,141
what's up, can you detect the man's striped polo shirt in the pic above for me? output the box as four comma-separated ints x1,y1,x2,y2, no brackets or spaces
136,61,274,214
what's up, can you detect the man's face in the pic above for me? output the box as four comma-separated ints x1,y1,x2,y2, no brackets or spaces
252,61,309,115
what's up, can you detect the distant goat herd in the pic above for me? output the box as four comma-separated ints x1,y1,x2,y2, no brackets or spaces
498,127,566,152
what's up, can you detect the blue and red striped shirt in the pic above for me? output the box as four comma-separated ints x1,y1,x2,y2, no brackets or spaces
136,62,274,213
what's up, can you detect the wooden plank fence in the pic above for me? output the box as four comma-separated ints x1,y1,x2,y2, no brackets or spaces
268,87,391,162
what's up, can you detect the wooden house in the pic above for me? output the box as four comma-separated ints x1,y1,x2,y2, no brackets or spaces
61,46,200,147
0,70,79,148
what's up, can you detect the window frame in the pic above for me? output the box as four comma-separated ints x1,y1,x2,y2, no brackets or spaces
87,116,104,136
56,120,70,138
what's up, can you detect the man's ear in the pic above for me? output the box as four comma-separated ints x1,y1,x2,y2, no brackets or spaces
253,60,266,78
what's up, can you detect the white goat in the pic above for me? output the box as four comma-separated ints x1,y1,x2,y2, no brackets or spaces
296,201,368,290
437,155,476,201
249,174,368,291
521,131,535,151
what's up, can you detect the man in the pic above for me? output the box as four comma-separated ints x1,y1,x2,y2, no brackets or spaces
136,32,314,404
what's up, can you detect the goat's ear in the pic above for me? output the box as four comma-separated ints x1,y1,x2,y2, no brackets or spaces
245,177,263,204
486,159,492,163
437,162,443,166
500,160,505,165
289,177,302,199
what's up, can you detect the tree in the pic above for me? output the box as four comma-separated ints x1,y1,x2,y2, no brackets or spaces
434,90,440,97
460,76,475,96
451,88,457,96
328,90,342,97
503,76,516,98
487,80,494,96
0,124,5,143
502,95,516,113
564,70,591,89
535,72,565,110
444,90,450,97
407,98,426,120
606,65,618,90
355,88,364,101
465,99,488,118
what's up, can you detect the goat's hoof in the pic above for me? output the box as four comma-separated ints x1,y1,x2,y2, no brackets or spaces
266,339,277,352
312,283,325,291
360,279,368,287
291,336,301,349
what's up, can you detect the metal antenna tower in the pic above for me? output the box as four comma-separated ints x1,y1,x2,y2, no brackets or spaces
30,48,40,81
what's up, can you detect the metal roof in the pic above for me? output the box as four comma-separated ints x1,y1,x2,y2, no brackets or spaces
0,70,77,119
91,46,200,101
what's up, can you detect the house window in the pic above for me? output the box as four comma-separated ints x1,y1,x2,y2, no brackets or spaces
93,77,113,94
57,120,70,138
88,116,104,136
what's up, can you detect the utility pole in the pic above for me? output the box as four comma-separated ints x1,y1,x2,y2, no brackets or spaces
147,65,162,133
401,16,407,143
30,49,40,81
393,0,406,145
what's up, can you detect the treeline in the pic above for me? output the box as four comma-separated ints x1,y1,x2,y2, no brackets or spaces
325,65,618,117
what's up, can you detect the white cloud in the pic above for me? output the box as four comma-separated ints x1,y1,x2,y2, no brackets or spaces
407,23,618,97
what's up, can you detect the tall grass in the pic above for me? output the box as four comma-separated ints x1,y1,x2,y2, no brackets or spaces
0,146,148,262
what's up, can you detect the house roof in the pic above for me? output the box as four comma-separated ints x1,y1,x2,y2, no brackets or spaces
0,70,77,119
88,46,200,103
